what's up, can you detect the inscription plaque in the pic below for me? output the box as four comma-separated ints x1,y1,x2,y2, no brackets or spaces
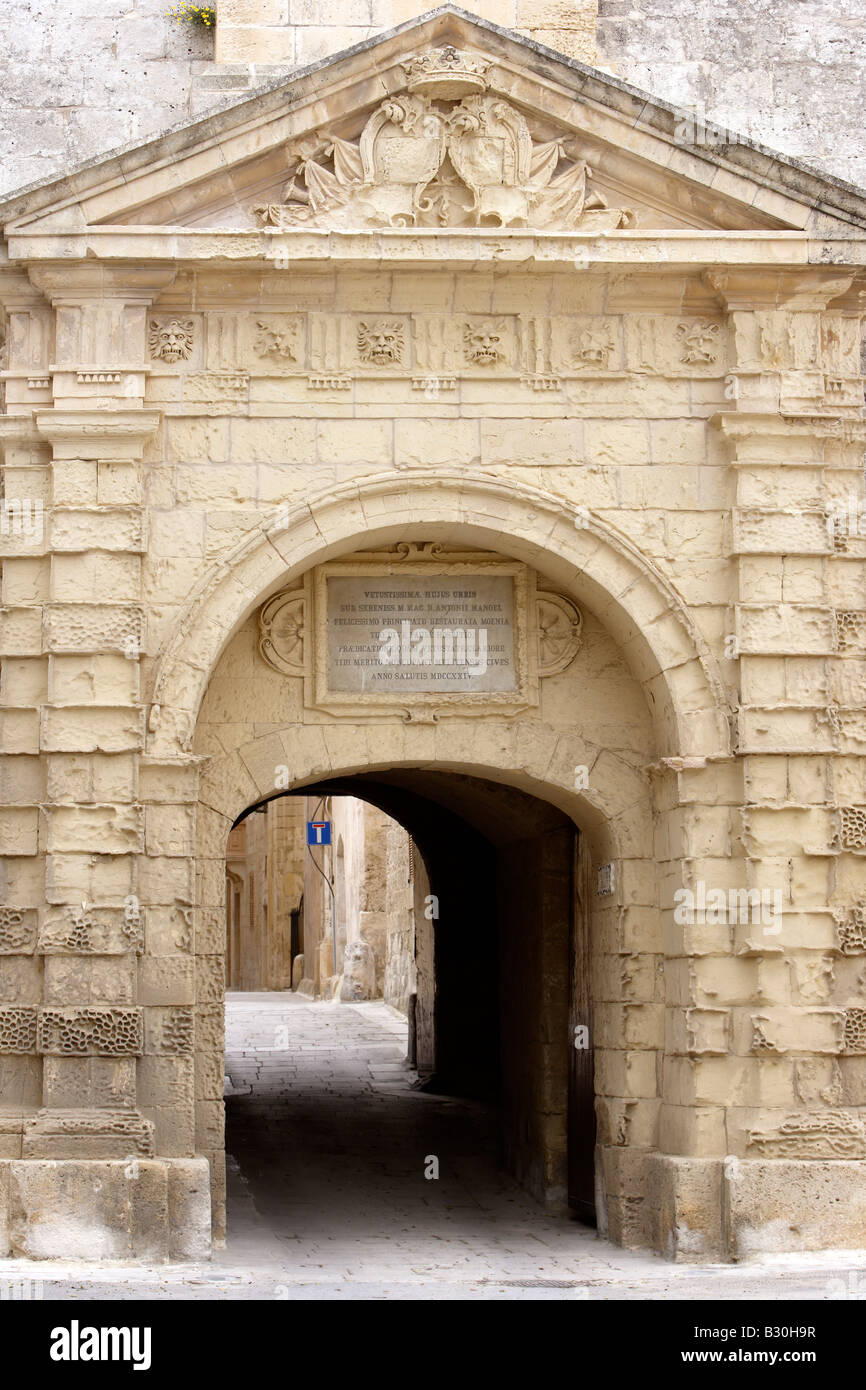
327,574,516,694
310,557,536,715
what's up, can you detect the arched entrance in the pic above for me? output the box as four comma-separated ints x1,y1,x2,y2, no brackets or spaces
225,768,597,1228
146,473,731,1252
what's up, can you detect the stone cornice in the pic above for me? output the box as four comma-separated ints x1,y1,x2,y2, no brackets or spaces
704,268,860,311
34,409,162,447
5,229,866,276
710,411,866,442
27,265,177,304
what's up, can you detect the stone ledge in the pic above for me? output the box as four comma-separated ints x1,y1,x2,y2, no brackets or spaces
0,1157,211,1261
599,1147,866,1261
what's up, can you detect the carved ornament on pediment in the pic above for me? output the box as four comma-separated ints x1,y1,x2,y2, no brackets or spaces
252,47,633,232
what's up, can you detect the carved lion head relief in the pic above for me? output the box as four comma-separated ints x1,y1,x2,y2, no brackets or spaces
148,318,195,363
463,318,508,366
357,319,405,365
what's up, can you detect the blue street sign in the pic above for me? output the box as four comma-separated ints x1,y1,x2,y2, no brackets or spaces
307,820,331,846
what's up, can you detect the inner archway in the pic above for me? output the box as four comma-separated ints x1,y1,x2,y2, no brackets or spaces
223,768,598,1253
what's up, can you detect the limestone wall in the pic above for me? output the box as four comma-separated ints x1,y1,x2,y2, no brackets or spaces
383,815,415,1015
2,0,865,199
597,0,866,188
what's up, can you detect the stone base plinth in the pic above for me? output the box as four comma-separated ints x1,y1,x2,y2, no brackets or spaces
0,1158,211,1262
599,1148,866,1261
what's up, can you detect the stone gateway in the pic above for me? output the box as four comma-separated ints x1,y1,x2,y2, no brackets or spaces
1,8,866,1264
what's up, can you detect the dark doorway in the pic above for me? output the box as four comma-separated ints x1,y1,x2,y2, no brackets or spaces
226,768,597,1222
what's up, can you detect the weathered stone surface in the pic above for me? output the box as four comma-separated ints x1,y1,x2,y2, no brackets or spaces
37,1008,144,1057
726,1159,866,1257
340,940,377,1001
8,1158,173,1261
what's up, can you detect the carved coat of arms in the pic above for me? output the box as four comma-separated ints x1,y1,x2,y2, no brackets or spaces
253,46,632,233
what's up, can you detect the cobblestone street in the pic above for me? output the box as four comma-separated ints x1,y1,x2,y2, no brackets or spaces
2,994,866,1301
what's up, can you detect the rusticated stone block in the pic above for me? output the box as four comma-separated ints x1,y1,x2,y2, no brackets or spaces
37,1007,143,1056
144,1006,194,1056
167,1159,212,1260
0,908,37,954
836,905,866,954
143,1104,196,1157
844,1008,866,1053
41,706,145,753
42,955,136,1007
39,904,143,955
50,508,143,552
0,1006,38,1054
0,1113,25,1164
727,1159,866,1257
137,957,194,1006
9,1158,166,1260
137,1055,194,1109
195,954,224,1005
42,1056,137,1110
746,1108,866,1158
45,804,144,855
736,604,836,655
193,1006,223,1054
44,604,144,654
22,1108,154,1159
0,956,43,1005
839,806,866,851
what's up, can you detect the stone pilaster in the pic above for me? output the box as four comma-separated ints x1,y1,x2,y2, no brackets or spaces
0,265,210,1256
672,268,866,1256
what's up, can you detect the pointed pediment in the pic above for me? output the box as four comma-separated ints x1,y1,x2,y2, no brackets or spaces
4,7,866,240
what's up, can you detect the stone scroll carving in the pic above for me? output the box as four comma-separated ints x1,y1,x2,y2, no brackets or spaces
253,47,633,232
258,577,582,683
258,588,306,676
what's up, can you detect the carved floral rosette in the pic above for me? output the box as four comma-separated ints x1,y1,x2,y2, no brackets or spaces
258,588,306,675
536,591,582,676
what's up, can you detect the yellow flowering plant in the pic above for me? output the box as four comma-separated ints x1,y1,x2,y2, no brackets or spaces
167,3,216,26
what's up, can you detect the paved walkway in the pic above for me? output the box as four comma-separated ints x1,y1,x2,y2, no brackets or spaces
3,993,866,1299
